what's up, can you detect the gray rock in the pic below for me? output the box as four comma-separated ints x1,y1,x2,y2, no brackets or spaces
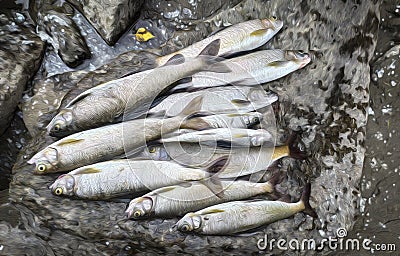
30,1,91,68
0,11,44,135
8,0,381,254
68,0,145,45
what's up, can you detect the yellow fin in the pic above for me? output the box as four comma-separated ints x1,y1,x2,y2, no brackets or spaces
74,167,102,175
57,138,84,146
267,61,287,67
250,28,268,37
233,133,247,138
226,113,241,117
154,186,176,194
231,99,251,106
272,145,290,161
202,208,225,214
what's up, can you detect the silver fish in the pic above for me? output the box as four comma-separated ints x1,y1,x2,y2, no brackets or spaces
176,184,316,235
125,168,278,219
134,141,305,179
176,50,312,90
156,17,283,66
148,86,278,117
47,39,229,137
49,159,212,199
28,96,207,174
160,128,273,147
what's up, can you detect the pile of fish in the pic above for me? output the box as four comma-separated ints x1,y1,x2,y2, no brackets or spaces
27,17,316,235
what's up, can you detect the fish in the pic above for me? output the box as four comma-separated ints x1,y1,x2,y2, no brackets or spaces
28,96,209,174
160,128,273,147
174,50,312,90
156,17,284,66
46,39,230,137
135,27,155,42
125,170,280,219
185,112,263,129
48,159,216,199
147,86,278,117
175,183,317,235
133,137,305,178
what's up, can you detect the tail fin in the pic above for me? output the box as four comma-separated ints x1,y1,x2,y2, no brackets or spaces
300,183,317,218
201,156,229,198
260,172,281,193
287,132,307,160
265,171,283,191
272,133,307,161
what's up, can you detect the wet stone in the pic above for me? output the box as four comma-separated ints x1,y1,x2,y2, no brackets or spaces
7,0,381,254
0,11,44,135
30,1,91,68
68,0,145,45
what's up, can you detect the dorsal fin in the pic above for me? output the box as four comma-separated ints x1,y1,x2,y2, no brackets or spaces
163,54,185,66
65,82,116,107
198,39,221,56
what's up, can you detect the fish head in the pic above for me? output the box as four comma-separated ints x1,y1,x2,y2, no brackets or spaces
285,50,311,68
244,112,263,127
49,174,75,196
125,196,153,219
146,145,170,161
261,16,284,32
176,213,202,233
28,147,59,174
47,109,74,137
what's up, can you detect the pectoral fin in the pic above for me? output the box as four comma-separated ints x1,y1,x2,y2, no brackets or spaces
56,138,84,146
250,29,268,37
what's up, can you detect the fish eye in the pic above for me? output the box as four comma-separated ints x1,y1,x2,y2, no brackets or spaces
133,211,142,218
54,124,61,132
37,164,46,172
252,117,260,124
55,187,63,195
180,224,190,232
148,146,156,153
271,16,277,20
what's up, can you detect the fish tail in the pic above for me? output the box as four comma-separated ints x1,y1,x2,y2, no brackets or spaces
264,171,283,193
279,132,307,160
300,183,317,218
201,156,229,198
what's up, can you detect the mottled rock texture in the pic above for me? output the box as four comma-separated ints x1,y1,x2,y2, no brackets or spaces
7,0,381,255
0,11,44,135
30,1,91,67
68,0,145,45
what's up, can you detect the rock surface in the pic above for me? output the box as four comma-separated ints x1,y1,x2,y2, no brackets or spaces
68,0,145,45
30,0,91,68
0,10,44,135
6,0,381,255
